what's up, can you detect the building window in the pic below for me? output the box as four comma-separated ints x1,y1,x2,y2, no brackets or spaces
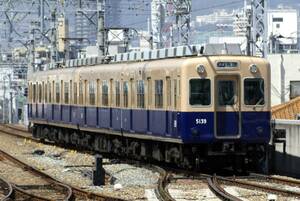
56,82,60,104
290,81,300,99
155,80,163,108
190,79,211,106
276,23,280,28
137,80,145,108
64,82,69,104
273,17,283,22
89,81,96,105
123,81,128,108
115,81,120,107
102,81,109,106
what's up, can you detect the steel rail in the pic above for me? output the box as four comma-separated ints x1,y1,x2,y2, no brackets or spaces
0,176,13,201
0,149,73,201
153,166,175,201
0,125,125,201
207,175,242,201
217,176,300,198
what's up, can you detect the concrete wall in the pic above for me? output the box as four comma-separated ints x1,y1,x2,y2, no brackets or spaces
273,120,300,177
267,54,300,106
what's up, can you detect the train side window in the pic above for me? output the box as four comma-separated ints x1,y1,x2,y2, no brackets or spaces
97,79,101,106
110,79,113,106
137,80,145,108
166,77,171,107
115,81,120,107
44,83,47,103
130,79,135,107
28,83,32,103
155,80,163,108
79,81,83,105
56,82,60,104
74,82,78,104
174,79,177,108
52,81,55,103
38,84,42,103
64,82,69,104
84,80,88,105
123,81,128,108
102,81,109,106
33,84,36,103
244,78,265,105
49,82,52,103
70,81,73,104
147,78,152,107
189,79,211,106
89,81,96,105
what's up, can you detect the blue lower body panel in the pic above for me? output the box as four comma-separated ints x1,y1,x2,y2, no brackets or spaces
28,104,270,144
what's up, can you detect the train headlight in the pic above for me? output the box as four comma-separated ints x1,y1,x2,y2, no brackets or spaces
249,64,258,73
196,65,206,74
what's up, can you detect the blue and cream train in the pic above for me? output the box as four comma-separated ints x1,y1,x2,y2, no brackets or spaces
28,55,271,168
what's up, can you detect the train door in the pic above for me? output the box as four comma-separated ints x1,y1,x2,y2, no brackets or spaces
215,75,241,138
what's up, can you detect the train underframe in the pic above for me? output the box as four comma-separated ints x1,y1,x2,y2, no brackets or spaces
31,123,268,172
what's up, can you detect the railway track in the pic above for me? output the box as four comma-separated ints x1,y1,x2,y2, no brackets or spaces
217,175,300,198
0,124,124,201
0,124,174,201
0,149,73,201
0,176,13,201
5,124,300,200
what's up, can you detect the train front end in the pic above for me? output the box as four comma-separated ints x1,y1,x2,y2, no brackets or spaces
180,56,271,168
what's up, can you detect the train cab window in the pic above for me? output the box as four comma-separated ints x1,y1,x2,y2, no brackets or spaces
102,81,109,106
123,81,129,108
89,81,96,105
137,80,145,108
189,79,211,106
74,82,78,104
64,82,69,104
155,80,163,108
244,78,265,105
79,82,83,105
218,80,235,106
55,82,60,104
115,81,120,107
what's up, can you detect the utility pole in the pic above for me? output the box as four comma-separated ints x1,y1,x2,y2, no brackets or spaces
3,78,6,123
151,0,165,49
171,0,191,46
246,0,268,57
8,74,12,124
39,0,45,39
97,0,106,57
